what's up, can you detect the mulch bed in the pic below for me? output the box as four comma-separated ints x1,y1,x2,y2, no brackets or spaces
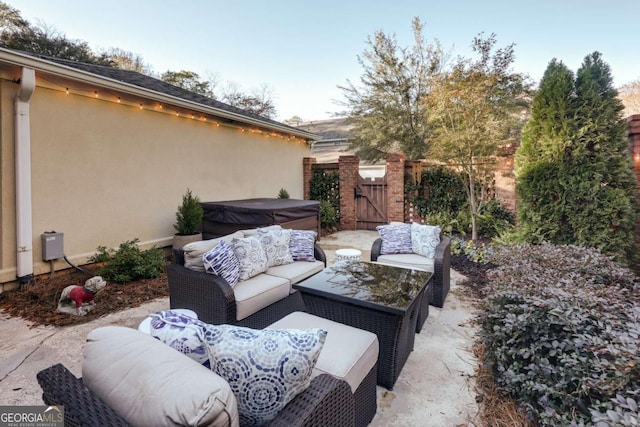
0,252,492,328
0,264,169,327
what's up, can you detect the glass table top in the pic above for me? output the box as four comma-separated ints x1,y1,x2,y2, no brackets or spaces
294,261,432,313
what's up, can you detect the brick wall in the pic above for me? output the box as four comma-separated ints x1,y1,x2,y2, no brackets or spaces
386,153,406,223
494,144,518,214
302,157,316,200
628,115,640,257
338,156,360,230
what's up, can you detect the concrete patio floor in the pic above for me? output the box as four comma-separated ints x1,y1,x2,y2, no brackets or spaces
0,230,479,426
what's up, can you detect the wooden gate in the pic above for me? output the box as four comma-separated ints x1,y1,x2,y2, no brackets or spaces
355,174,388,230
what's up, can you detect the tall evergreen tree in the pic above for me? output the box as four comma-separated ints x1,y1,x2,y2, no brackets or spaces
515,52,637,261
514,59,575,176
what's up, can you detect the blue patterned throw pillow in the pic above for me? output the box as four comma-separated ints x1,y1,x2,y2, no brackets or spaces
149,310,209,366
202,240,241,287
257,228,293,267
202,324,326,426
411,222,441,258
231,237,269,281
377,223,413,255
289,230,317,261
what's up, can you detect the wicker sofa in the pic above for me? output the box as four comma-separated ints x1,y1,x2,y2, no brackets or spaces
370,228,451,309
36,326,358,427
37,308,379,427
168,227,327,329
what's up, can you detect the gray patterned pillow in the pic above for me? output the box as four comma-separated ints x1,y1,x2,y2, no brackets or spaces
202,324,327,426
202,240,241,287
377,223,413,255
411,222,441,258
257,228,293,267
289,230,317,261
230,237,269,281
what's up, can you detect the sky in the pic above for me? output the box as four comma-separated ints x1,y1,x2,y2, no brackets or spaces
7,0,640,122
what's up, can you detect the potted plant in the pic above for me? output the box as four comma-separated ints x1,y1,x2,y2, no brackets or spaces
173,188,204,249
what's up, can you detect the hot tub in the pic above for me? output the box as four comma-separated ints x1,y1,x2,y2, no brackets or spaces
200,198,320,239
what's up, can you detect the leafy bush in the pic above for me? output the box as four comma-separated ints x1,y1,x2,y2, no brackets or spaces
319,200,338,228
450,237,493,264
477,199,515,238
174,188,203,235
408,166,468,216
310,169,340,226
88,239,165,283
479,243,640,426
277,188,290,199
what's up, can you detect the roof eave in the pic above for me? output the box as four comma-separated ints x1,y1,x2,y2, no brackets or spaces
0,48,320,141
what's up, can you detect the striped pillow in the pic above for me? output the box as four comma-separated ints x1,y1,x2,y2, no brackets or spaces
377,223,413,255
202,240,241,287
289,230,317,261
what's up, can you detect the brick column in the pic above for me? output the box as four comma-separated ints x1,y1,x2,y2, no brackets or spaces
339,155,359,230
303,157,316,200
404,160,423,223
386,153,406,223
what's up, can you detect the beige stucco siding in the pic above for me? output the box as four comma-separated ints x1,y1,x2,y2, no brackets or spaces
1,79,310,283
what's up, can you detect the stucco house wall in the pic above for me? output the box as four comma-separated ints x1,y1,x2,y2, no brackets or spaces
0,50,316,288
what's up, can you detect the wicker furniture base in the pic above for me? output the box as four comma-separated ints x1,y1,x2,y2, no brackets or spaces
297,290,422,391
37,363,355,427
415,276,433,333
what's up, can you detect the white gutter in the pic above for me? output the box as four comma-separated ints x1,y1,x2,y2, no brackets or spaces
14,67,35,283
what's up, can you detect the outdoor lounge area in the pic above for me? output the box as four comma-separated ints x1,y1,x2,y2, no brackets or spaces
0,230,478,426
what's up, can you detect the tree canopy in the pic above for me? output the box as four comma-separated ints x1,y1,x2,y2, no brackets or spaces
515,52,637,261
424,33,530,240
338,17,446,161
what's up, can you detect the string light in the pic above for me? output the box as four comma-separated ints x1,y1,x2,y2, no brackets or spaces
53,84,308,144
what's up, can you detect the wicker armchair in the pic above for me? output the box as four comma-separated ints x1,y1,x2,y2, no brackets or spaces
37,363,355,427
370,234,451,309
168,244,327,330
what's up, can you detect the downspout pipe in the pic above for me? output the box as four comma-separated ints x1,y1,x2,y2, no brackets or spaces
15,67,35,284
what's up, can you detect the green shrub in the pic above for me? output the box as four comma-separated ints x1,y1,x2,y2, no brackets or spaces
409,166,468,216
174,188,203,235
480,243,640,426
310,169,340,226
319,200,338,228
450,237,492,264
477,199,515,238
88,239,165,283
277,188,290,199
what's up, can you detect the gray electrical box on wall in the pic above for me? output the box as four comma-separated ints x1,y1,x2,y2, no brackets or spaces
42,232,64,261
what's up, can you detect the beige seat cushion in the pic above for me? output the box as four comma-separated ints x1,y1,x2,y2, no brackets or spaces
265,260,324,290
183,231,244,272
375,253,435,272
233,274,290,320
268,312,379,393
83,326,238,427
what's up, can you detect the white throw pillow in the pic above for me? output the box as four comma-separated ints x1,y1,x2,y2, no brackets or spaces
230,237,269,281
202,323,326,426
257,228,293,267
411,222,441,259
183,231,244,272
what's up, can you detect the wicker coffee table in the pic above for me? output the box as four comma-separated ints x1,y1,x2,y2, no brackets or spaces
293,261,432,390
